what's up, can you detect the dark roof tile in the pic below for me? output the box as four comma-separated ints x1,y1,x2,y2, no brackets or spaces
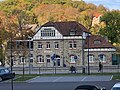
42,21,89,36
84,35,114,48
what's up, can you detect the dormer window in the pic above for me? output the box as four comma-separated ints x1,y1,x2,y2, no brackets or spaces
94,40,101,45
70,29,76,35
41,28,55,37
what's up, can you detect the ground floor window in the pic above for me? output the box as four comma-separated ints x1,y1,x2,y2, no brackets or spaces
89,54,94,62
98,54,106,62
19,56,25,63
70,55,77,63
46,55,50,63
37,55,44,63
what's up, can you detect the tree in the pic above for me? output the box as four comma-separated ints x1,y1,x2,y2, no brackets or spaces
99,10,120,44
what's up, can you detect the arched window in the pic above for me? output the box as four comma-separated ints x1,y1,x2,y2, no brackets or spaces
98,54,106,62
46,55,50,63
37,55,44,63
70,54,77,63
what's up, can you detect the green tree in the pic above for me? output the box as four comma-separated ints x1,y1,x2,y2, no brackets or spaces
99,10,120,44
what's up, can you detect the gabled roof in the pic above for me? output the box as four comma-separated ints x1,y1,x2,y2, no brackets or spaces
84,35,114,49
93,12,103,18
41,21,89,36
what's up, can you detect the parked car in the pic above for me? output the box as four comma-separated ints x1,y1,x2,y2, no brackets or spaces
111,82,120,90
75,85,106,90
0,67,15,81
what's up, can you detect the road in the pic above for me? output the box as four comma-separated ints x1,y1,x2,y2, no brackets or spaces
0,81,119,90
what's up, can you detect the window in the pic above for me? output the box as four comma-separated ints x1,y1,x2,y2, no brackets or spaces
16,41,20,49
54,42,59,49
69,42,72,49
46,42,50,49
38,42,42,49
94,40,101,45
30,54,33,62
69,41,77,49
37,55,44,63
89,55,94,62
46,55,50,63
73,43,77,48
70,31,75,35
20,56,25,63
70,56,75,63
41,28,55,37
70,55,77,63
98,54,106,62
27,41,33,49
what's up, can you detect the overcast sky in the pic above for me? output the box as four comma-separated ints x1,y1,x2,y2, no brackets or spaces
84,0,120,10
0,0,120,10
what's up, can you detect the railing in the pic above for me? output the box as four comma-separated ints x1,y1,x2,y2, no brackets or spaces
12,65,120,74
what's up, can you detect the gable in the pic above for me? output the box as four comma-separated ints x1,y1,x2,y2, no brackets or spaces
33,27,63,40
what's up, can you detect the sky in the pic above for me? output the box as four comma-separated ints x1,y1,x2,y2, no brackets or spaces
84,0,120,10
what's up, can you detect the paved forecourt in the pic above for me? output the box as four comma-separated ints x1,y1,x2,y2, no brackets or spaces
27,75,113,83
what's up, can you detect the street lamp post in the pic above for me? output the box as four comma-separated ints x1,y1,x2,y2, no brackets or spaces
10,32,13,90
82,33,85,73
87,34,90,75
28,36,32,74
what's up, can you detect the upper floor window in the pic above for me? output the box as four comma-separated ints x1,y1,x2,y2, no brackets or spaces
38,42,42,49
46,42,50,49
70,31,75,35
69,29,76,36
27,41,33,49
94,40,101,45
69,41,77,49
54,42,59,49
41,28,55,37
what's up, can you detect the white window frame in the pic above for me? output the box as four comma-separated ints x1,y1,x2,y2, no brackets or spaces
54,42,59,49
69,41,77,49
73,43,77,49
41,29,55,37
46,42,50,49
38,42,42,49
37,55,44,63
46,55,50,63
20,56,25,63
69,43,72,49
89,55,94,62
99,54,106,62
70,55,75,63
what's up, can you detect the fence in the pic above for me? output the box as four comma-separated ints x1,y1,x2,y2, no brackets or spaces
12,65,120,74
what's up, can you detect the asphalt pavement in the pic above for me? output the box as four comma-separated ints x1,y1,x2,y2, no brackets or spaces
27,75,112,83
